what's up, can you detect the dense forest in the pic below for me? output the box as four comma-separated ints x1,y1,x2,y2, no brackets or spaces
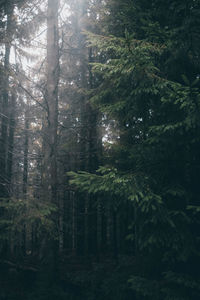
0,0,200,299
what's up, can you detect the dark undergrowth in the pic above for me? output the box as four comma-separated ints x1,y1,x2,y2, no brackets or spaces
0,255,136,300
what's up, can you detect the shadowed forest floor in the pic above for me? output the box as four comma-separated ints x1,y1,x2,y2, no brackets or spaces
0,255,136,300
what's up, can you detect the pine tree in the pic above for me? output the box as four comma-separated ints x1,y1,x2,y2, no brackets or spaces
69,0,200,298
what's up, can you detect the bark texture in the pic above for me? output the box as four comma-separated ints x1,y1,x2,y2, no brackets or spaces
42,0,59,205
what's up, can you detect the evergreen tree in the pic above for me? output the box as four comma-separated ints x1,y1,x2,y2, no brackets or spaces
0,0,200,299
69,0,200,298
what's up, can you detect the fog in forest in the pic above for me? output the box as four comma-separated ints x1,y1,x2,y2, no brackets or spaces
0,0,200,299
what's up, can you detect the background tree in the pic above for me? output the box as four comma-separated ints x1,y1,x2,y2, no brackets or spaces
0,0,200,299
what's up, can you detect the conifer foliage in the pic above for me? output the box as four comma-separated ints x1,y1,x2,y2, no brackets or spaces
0,0,200,299
69,0,200,299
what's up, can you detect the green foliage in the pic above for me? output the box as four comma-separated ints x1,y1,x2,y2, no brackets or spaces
129,272,200,300
86,30,165,123
0,196,57,241
68,0,200,299
69,166,140,197
128,276,159,298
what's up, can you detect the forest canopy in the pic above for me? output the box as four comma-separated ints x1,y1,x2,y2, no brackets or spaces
0,0,200,299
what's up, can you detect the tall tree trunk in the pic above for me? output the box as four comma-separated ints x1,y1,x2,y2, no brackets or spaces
7,93,16,196
41,0,59,267
41,0,59,216
23,110,29,196
0,2,14,258
43,0,59,205
0,3,13,199
21,108,29,256
75,0,88,256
